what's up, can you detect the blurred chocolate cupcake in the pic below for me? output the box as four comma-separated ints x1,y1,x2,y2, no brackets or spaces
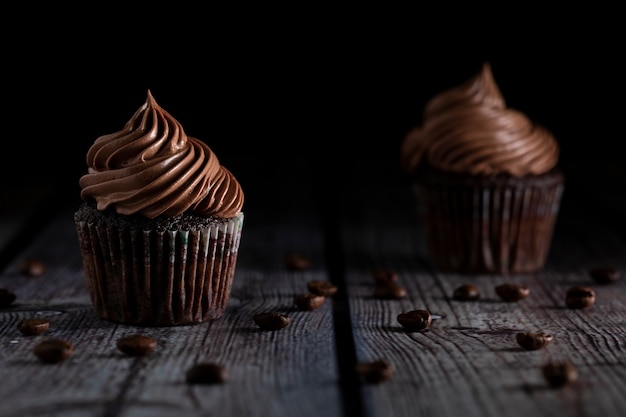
400,63,563,274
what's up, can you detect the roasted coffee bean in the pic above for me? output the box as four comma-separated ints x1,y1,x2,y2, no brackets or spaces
284,252,311,271
306,280,338,297
18,257,46,277
0,288,17,308
33,339,73,363
516,331,553,350
452,284,480,301
17,318,50,336
355,359,394,383
495,284,530,302
373,283,407,299
253,312,291,331
186,363,228,384
542,361,578,388
565,285,596,309
397,309,432,332
294,294,325,311
588,267,620,285
372,268,399,285
116,334,157,356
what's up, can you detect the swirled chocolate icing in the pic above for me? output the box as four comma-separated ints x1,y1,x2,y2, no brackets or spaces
401,62,559,177
79,91,244,219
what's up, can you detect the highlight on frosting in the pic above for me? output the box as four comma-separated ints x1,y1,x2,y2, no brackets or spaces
400,62,559,177
79,90,244,219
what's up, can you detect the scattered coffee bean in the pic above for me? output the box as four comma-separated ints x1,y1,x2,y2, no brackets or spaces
18,257,46,277
17,318,50,336
0,288,17,308
495,284,530,302
294,294,325,311
372,268,399,285
452,284,480,301
516,331,553,350
253,312,291,331
542,361,578,388
33,339,73,363
588,267,620,285
116,334,157,356
565,285,596,309
373,283,407,299
186,363,228,384
307,280,338,297
355,359,394,383
284,252,311,271
397,309,432,332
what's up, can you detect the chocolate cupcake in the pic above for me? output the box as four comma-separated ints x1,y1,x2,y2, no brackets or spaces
400,62,564,275
74,91,245,325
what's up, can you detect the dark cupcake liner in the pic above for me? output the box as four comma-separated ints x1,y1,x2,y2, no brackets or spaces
415,169,564,274
75,212,244,326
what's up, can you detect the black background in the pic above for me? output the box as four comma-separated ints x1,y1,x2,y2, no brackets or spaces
3,7,624,197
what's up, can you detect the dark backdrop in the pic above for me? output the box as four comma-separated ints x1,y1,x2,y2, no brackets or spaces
3,8,623,198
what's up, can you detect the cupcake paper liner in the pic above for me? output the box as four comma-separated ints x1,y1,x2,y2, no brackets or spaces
415,170,564,274
75,212,244,326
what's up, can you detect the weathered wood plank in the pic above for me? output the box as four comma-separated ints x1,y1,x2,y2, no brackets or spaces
0,158,344,417
338,163,626,417
2,154,625,417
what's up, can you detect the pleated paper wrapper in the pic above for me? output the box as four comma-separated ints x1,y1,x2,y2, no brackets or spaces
75,213,244,326
414,170,564,275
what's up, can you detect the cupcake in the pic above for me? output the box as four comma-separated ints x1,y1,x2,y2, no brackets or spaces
74,90,244,325
400,62,564,275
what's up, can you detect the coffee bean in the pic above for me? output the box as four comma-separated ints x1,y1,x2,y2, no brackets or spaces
373,283,407,300
33,339,73,363
186,363,228,384
17,318,50,336
294,294,325,311
397,309,432,332
516,331,553,350
0,288,16,309
452,284,480,301
355,359,394,383
18,258,46,277
588,267,620,285
253,312,291,331
565,285,596,309
542,361,578,388
116,334,157,356
372,268,399,285
495,284,530,302
306,280,338,297
284,252,311,271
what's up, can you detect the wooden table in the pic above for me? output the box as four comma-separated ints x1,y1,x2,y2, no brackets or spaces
1,155,625,417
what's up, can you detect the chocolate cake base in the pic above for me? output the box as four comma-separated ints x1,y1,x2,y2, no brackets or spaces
414,168,564,275
74,204,244,326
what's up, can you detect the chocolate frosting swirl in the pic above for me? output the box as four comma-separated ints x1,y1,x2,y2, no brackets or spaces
79,91,244,219
401,62,559,177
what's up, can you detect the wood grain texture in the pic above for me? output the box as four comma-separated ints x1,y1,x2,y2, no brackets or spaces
0,157,344,417
337,162,626,417
1,155,625,417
